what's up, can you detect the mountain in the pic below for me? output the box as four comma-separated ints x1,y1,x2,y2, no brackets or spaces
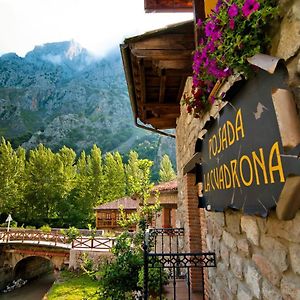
0,41,176,179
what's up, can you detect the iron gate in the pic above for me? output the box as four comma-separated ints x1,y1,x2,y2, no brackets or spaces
143,228,216,300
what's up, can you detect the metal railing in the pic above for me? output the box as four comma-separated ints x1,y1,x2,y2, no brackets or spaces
143,228,216,300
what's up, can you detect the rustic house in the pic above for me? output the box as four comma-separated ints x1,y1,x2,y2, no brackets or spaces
121,0,300,298
149,179,178,228
94,197,137,232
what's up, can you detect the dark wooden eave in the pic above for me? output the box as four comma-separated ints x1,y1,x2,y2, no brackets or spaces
144,0,193,12
120,20,194,130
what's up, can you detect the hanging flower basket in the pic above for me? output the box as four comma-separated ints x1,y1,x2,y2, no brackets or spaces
182,0,278,118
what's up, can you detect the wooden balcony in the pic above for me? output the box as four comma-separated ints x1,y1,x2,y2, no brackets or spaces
97,219,119,228
96,218,136,231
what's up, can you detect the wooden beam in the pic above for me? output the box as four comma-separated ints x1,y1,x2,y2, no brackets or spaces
159,73,166,103
193,0,205,22
193,0,205,45
163,69,192,77
137,58,146,104
132,49,192,60
143,117,177,129
145,112,180,120
177,76,188,102
145,75,186,87
145,106,181,115
153,59,192,71
141,103,179,108
144,0,193,12
131,34,195,50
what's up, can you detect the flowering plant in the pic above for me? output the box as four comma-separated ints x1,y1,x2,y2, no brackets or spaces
183,0,278,117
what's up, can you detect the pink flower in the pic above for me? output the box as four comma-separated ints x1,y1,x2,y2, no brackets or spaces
228,3,239,18
229,19,235,30
242,0,260,17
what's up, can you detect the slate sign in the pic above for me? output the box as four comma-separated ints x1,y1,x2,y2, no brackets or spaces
199,62,300,217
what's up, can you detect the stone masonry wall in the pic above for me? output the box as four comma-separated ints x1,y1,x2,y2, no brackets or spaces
205,210,300,299
175,0,300,298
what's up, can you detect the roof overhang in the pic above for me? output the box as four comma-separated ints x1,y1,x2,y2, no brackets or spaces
144,0,193,13
120,20,194,130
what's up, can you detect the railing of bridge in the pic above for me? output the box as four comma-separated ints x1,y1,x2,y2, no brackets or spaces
0,228,115,251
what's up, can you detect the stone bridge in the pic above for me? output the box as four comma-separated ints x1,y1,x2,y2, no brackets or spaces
0,229,115,290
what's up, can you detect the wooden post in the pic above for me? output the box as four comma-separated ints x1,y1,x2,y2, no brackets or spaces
193,0,205,46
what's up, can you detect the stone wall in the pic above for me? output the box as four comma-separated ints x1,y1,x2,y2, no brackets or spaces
175,0,300,298
206,210,300,299
0,267,13,290
69,249,113,270
271,0,300,110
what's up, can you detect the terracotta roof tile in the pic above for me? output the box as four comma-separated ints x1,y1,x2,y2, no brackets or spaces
152,179,178,192
94,197,137,210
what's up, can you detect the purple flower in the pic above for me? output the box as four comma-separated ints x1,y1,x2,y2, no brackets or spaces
205,21,217,37
242,0,260,17
215,0,223,13
192,76,201,87
229,19,235,30
210,29,222,42
207,41,216,52
228,4,239,18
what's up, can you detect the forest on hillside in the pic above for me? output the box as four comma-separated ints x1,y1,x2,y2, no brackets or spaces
0,138,176,229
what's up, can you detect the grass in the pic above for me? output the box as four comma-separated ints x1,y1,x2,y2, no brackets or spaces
47,270,99,300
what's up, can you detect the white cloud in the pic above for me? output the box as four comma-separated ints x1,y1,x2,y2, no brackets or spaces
0,0,192,57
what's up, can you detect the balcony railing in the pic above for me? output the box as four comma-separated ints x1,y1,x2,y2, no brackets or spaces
97,219,119,228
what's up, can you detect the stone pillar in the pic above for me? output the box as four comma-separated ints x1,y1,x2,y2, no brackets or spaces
183,173,203,292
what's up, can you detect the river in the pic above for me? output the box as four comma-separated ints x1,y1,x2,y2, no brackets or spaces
0,273,55,300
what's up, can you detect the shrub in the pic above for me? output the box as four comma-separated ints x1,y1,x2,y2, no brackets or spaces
96,231,143,300
60,226,80,243
138,264,169,296
40,224,51,233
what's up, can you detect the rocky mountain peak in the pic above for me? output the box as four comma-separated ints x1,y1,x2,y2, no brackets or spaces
24,40,94,71
65,40,83,60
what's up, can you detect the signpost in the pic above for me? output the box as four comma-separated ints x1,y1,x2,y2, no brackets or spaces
6,214,12,232
189,57,300,219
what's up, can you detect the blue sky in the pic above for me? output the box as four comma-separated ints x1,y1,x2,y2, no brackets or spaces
0,0,192,57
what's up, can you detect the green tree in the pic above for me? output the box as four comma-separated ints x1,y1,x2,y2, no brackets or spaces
103,152,126,202
87,145,105,205
64,150,94,227
159,154,176,182
0,137,25,215
55,146,78,225
23,144,73,225
125,151,153,202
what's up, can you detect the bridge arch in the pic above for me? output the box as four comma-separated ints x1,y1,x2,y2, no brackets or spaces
14,256,54,281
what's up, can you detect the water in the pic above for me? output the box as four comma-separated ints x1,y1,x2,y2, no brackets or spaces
0,273,55,300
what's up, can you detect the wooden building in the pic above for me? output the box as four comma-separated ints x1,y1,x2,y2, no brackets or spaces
94,197,137,232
